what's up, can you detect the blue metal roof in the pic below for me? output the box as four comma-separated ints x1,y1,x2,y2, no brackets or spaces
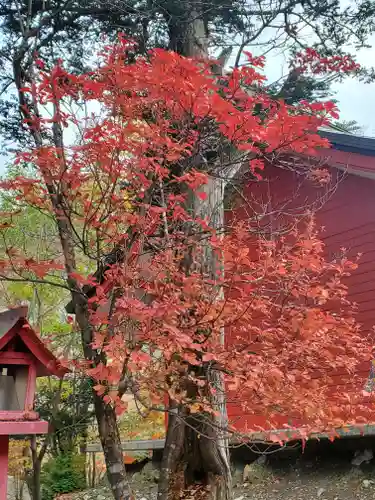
320,130,375,157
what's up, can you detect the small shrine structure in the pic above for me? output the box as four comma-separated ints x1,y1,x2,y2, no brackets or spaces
0,306,68,499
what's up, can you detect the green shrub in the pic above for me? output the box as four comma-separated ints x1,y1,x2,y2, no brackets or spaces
41,453,86,500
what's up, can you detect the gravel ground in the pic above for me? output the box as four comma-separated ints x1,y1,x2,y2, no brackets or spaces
56,444,375,500
233,447,375,500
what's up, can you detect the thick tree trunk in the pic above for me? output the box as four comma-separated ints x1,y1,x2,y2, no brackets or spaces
184,415,231,500
158,405,186,500
188,176,232,500
158,3,233,498
158,401,231,500
158,169,232,500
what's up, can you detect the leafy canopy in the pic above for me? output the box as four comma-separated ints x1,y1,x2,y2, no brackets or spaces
0,38,371,438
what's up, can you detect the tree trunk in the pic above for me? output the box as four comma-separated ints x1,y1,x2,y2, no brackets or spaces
93,392,131,500
30,459,41,500
31,461,41,500
74,299,131,500
158,171,232,500
30,436,45,500
158,405,186,500
158,398,231,500
158,3,232,498
186,175,232,500
13,44,132,499
184,415,231,500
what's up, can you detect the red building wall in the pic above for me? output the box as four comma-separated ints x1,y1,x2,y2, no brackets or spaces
226,147,375,434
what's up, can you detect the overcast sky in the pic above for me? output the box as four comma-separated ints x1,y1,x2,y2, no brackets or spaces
258,33,375,137
331,40,375,137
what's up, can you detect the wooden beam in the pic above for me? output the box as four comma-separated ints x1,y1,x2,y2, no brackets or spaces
247,424,375,443
85,425,375,453
85,438,165,453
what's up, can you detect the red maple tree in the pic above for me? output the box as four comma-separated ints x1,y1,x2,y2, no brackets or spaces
0,38,371,499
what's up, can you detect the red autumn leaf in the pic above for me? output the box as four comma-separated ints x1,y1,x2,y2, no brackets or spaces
0,39,371,446
93,385,106,396
197,191,208,201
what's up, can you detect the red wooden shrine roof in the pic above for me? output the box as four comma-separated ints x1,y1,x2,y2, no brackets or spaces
0,306,68,378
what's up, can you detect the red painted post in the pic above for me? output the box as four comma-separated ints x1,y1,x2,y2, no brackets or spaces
0,435,9,500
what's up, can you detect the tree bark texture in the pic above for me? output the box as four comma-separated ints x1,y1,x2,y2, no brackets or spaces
74,299,131,500
93,391,132,500
158,2,232,498
158,173,232,500
31,460,41,500
30,436,46,500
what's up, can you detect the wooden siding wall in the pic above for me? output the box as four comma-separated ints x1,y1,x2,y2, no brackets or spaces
226,150,375,433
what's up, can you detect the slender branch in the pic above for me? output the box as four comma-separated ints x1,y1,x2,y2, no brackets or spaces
0,275,78,293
